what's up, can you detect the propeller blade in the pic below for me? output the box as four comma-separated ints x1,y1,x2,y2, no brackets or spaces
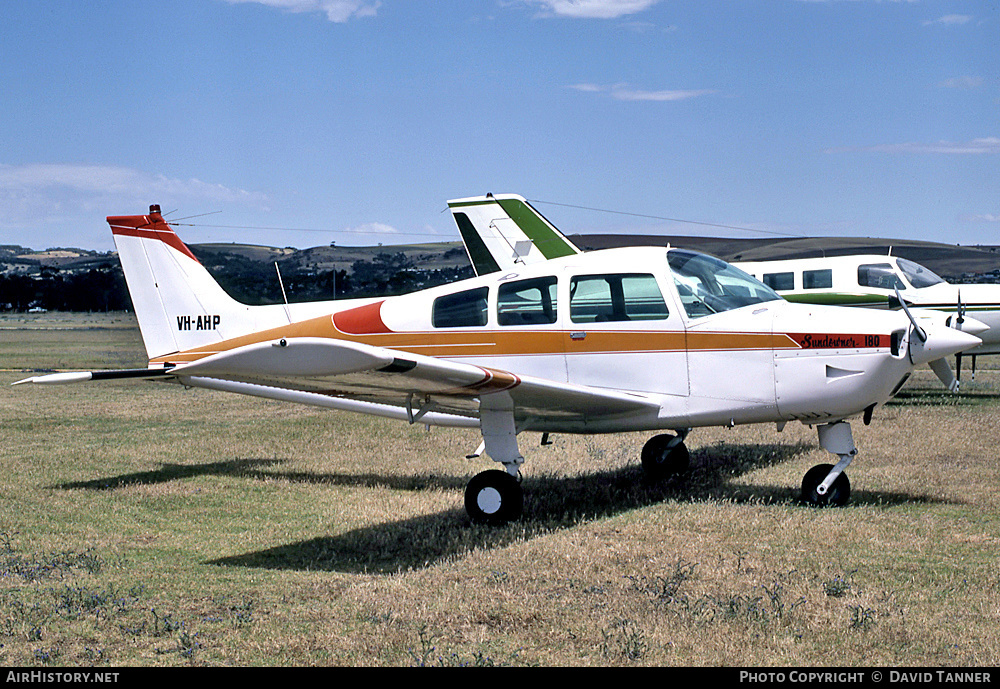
928,358,960,393
894,287,927,342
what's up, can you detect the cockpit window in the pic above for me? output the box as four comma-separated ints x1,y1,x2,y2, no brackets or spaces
896,258,944,289
668,250,781,318
858,264,904,290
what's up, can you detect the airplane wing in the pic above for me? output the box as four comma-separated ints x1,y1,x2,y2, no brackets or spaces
15,337,662,429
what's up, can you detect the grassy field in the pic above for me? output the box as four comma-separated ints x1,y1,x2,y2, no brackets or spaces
1,312,998,667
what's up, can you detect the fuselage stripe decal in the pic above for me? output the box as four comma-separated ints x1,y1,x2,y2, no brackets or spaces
151,315,890,366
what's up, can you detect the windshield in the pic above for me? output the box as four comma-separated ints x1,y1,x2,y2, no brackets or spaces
896,258,944,289
668,249,782,318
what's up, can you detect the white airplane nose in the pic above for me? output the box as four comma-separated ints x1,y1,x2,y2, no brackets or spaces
952,315,989,337
914,309,989,337
908,325,982,366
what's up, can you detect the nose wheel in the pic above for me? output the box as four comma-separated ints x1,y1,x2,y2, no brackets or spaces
801,421,856,507
800,463,851,506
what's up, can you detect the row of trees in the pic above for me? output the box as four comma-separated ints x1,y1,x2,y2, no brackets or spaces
1,252,475,312
1,268,130,312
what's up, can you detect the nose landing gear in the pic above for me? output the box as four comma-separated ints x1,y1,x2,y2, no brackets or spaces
801,421,855,507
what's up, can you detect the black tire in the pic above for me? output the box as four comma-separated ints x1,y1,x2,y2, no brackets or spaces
801,463,851,507
465,470,523,525
640,434,690,480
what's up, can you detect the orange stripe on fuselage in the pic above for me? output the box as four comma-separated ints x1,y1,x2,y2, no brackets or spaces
150,312,819,367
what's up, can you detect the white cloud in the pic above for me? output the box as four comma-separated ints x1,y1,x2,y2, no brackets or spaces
221,0,380,23
793,0,919,3
611,86,717,102
923,14,972,27
964,213,1000,223
828,137,1000,155
523,1,661,20
0,163,266,203
345,221,398,236
569,83,716,102
938,76,982,90
0,163,268,232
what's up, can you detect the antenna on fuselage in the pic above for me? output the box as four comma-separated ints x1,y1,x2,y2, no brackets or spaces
275,262,291,323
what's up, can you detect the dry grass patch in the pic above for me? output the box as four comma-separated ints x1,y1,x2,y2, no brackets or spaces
1,313,998,666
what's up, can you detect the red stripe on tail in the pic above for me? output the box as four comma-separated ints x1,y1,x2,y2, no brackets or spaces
107,205,199,263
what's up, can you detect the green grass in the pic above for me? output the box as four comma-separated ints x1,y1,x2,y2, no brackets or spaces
1,313,999,666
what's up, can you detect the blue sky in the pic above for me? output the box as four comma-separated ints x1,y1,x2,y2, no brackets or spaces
1,0,996,252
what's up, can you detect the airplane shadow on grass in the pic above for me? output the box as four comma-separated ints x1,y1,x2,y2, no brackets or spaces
54,441,953,574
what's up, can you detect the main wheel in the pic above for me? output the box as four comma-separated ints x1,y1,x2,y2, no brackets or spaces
465,470,523,525
800,463,851,507
640,434,690,480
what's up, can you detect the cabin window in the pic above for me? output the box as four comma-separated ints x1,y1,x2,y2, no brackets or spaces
569,273,669,323
497,276,557,326
762,272,794,291
432,287,489,328
858,264,903,290
803,269,833,289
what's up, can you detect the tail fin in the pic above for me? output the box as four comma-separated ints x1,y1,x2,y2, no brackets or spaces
108,205,283,360
447,194,581,275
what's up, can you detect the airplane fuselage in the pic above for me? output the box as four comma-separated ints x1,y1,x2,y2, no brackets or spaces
735,254,1000,356
153,246,926,434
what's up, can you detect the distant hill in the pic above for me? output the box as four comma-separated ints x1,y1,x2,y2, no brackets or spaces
4,233,999,312
190,241,471,275
6,234,999,281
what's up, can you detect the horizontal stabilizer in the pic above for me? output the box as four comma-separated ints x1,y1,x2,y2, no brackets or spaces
13,368,174,386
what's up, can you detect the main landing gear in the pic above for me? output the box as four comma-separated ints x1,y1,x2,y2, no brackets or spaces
640,430,691,480
465,469,523,525
465,394,525,525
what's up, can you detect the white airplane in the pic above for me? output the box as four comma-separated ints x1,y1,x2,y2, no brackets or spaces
448,194,993,392
733,254,1000,386
15,203,981,523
